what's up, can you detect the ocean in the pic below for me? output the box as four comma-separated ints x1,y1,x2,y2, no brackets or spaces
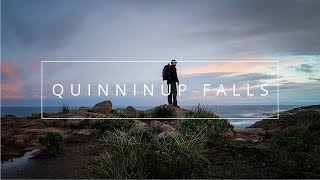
1,105,301,128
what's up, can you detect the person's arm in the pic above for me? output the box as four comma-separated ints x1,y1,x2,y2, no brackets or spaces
175,68,179,84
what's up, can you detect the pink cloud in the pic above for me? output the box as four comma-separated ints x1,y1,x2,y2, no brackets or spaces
1,61,24,99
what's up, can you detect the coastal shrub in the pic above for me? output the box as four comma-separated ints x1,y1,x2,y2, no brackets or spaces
87,130,213,179
190,104,219,118
129,125,155,142
137,110,151,118
151,104,177,119
58,104,70,114
177,119,230,148
177,105,232,148
88,118,133,132
271,126,320,178
39,132,63,156
142,133,212,178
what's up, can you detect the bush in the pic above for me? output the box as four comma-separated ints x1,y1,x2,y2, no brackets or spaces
189,104,219,118
39,132,63,156
87,130,214,179
177,104,233,148
129,125,155,142
271,126,320,178
143,133,212,178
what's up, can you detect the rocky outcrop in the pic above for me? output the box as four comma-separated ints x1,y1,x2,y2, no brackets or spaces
147,104,191,119
92,100,112,114
125,106,138,117
112,106,138,118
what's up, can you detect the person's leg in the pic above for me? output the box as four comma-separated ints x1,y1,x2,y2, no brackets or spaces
167,83,172,104
171,83,177,107
173,93,177,106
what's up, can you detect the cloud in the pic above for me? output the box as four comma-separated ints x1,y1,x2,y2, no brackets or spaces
308,77,320,81
293,64,314,73
178,0,320,56
1,61,23,99
1,0,91,50
1,60,43,100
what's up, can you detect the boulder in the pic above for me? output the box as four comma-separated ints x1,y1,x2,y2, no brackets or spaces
160,123,175,132
150,120,176,132
92,100,112,114
125,106,138,117
150,120,162,131
14,139,26,148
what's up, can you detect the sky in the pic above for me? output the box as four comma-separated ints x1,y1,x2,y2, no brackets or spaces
1,0,320,107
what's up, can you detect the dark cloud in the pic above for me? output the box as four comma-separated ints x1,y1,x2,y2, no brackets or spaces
293,64,314,73
308,77,320,81
1,0,92,50
179,0,320,55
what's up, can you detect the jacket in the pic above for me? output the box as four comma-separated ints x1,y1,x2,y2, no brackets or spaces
168,65,179,83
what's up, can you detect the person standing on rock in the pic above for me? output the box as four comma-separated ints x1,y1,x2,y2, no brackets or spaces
163,59,180,108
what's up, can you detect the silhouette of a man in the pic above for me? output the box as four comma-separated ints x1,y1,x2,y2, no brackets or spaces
167,59,179,107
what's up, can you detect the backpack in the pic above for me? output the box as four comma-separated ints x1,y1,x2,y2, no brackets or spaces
162,63,171,81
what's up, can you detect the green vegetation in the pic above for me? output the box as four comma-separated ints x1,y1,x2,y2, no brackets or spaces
39,132,63,156
129,125,154,142
271,122,320,178
151,104,177,118
46,104,320,178
85,105,233,178
80,118,133,133
88,130,214,179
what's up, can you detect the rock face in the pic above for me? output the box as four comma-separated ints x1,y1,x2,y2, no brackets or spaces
92,100,112,114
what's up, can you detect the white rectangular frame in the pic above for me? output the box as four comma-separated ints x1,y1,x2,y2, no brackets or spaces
41,60,279,120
